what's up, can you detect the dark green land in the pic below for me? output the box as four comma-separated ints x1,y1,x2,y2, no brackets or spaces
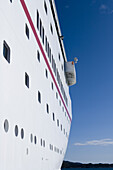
61,161,113,168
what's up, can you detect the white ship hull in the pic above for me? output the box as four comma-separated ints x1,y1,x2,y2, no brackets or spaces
0,0,72,169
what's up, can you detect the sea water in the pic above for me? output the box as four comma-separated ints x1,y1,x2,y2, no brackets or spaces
62,168,113,170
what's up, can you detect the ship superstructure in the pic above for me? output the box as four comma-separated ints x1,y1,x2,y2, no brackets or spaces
0,0,76,170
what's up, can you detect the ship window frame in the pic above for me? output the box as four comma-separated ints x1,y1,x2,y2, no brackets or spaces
3,40,10,63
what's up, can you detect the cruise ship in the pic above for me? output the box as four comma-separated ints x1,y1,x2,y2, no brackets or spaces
0,0,77,169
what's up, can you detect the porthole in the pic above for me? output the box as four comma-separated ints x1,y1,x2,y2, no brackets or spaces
30,134,33,143
15,125,18,137
4,119,9,133
34,136,37,144
21,128,24,139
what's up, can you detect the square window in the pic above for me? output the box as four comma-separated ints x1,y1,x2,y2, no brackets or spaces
25,72,29,88
3,41,10,63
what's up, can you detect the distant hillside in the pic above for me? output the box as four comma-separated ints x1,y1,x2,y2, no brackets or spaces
61,161,113,168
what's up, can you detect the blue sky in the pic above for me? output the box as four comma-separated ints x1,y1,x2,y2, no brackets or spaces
55,0,113,163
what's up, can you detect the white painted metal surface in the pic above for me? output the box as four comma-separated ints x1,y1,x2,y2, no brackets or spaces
0,0,72,169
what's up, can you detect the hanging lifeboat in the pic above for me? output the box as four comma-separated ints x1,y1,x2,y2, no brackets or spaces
64,61,77,86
